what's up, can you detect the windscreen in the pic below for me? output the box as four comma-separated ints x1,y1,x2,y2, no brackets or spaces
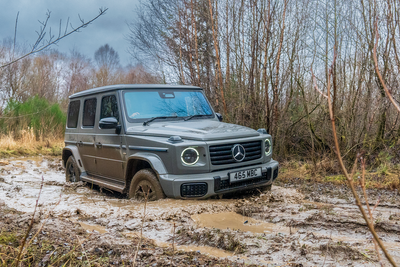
124,90,213,120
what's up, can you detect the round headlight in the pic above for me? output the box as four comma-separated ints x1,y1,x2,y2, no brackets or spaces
265,139,272,155
181,147,199,165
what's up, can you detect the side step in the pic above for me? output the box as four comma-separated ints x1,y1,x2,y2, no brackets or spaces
80,174,126,193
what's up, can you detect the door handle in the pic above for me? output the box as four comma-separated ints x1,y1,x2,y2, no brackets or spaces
95,142,102,148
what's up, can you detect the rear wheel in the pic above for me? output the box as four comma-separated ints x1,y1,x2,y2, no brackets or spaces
128,169,165,201
65,156,80,182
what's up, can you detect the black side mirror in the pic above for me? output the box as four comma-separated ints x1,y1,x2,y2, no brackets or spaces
216,113,223,122
99,117,118,129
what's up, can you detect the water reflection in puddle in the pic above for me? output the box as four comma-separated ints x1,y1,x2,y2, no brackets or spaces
192,211,295,234
153,239,234,258
78,221,108,234
125,233,234,258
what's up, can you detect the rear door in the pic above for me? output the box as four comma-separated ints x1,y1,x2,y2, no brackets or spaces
95,93,125,181
78,97,98,175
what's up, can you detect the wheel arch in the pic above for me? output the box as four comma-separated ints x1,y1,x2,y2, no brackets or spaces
125,153,167,192
62,146,85,173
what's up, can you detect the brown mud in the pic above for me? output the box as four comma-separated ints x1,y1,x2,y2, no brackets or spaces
0,156,399,266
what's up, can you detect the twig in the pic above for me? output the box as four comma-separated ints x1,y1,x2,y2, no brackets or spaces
360,158,383,266
171,222,176,265
76,235,87,261
13,12,19,55
312,49,397,266
373,19,400,113
311,67,328,99
51,234,92,266
132,187,149,266
372,197,381,214
1,8,108,69
19,192,63,261
14,176,44,266
322,232,332,267
0,106,52,119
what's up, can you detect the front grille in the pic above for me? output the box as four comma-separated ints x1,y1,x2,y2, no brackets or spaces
181,183,208,197
214,168,272,192
209,141,262,165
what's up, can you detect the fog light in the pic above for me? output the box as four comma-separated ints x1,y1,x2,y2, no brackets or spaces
181,183,207,197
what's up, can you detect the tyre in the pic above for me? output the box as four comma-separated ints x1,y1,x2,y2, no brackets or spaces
128,169,165,201
65,156,81,182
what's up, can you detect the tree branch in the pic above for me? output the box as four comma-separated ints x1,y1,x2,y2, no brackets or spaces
1,8,108,69
312,49,397,267
373,18,400,113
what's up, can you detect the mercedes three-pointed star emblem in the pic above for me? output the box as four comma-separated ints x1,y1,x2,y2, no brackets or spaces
232,144,246,162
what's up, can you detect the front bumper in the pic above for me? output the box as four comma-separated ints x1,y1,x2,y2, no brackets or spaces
158,159,279,199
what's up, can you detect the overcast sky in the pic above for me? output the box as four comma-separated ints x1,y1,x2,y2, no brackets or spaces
0,0,140,66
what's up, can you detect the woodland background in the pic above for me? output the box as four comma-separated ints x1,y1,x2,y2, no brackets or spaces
1,0,400,168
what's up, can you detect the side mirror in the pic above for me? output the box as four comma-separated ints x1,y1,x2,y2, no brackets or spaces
216,113,223,122
99,117,118,129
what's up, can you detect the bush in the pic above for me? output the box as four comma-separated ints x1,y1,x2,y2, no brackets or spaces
0,96,66,140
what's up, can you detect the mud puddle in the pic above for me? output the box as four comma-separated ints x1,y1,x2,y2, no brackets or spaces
192,211,295,234
78,221,108,234
153,239,234,258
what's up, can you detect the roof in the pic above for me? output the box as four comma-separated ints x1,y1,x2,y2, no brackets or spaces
69,84,203,99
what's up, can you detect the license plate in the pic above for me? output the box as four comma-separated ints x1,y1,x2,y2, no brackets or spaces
229,168,262,183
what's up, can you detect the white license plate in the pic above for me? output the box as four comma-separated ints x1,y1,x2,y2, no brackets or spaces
229,168,262,183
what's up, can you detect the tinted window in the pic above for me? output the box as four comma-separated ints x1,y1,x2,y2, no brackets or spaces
82,98,97,127
100,95,119,122
67,100,80,128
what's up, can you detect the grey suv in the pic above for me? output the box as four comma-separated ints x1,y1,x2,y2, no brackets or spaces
62,84,279,200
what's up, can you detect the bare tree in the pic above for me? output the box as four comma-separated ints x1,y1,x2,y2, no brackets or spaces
93,44,120,87
94,44,120,70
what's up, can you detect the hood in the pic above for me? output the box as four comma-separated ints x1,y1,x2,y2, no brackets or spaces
126,120,260,141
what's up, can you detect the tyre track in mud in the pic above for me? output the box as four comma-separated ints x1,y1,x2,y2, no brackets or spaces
0,157,399,266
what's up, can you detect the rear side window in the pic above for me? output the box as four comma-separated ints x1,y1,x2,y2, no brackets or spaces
100,95,119,122
82,98,97,127
67,100,80,128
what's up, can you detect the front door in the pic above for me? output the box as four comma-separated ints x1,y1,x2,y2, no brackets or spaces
95,94,125,181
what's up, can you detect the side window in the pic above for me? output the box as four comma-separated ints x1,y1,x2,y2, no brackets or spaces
100,95,119,122
82,98,97,127
67,100,80,128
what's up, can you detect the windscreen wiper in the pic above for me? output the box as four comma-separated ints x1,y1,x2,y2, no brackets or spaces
143,115,178,126
184,114,209,121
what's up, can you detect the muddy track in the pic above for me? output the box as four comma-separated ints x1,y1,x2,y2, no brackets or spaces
0,157,399,266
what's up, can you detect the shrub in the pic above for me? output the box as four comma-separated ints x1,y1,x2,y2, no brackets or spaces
0,96,66,140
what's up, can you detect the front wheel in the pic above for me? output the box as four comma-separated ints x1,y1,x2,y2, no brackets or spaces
65,156,81,182
128,169,165,201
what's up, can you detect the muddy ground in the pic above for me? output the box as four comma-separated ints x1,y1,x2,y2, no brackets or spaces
0,157,399,266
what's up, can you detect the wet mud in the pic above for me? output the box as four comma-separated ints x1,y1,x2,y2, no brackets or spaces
0,156,399,266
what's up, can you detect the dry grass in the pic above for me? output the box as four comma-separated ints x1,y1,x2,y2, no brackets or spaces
279,159,400,190
0,130,63,157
